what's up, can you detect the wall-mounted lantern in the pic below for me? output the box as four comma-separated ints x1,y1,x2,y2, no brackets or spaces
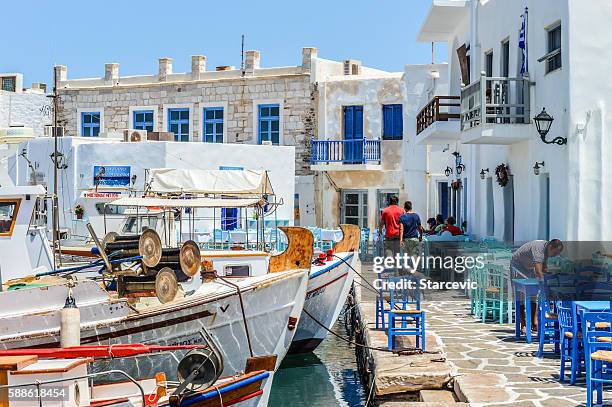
534,108,566,145
452,151,465,175
444,166,453,177
533,161,545,176
480,168,489,180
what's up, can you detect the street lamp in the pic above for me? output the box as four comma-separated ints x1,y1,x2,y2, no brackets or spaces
444,166,453,177
533,161,545,176
534,108,566,145
480,168,489,180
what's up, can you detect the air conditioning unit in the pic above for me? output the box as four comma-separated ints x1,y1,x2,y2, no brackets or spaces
123,129,147,142
98,130,124,140
43,126,64,138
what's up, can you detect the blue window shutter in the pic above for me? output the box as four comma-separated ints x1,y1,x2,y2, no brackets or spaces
343,107,353,139
355,106,363,138
219,165,243,230
394,105,403,137
382,104,403,140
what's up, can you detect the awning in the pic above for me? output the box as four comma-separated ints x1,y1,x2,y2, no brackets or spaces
109,196,263,209
148,168,274,196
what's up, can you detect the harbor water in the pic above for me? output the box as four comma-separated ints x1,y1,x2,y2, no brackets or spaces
269,311,366,406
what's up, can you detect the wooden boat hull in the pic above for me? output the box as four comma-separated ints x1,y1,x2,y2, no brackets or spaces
289,252,356,354
0,270,308,407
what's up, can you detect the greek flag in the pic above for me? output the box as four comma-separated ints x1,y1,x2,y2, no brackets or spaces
519,9,528,75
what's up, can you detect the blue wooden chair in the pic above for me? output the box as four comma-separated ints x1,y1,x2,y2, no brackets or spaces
387,276,425,351
536,298,560,358
480,264,507,324
556,301,583,384
583,311,612,407
375,270,394,330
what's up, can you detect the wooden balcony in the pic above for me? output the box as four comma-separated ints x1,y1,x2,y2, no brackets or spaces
460,74,532,144
310,139,381,170
416,96,460,135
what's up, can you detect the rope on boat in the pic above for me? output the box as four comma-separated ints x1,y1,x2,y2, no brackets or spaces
35,254,143,277
217,277,254,358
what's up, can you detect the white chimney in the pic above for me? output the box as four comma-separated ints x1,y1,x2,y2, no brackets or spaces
104,63,119,85
191,55,207,79
158,58,173,81
244,50,260,74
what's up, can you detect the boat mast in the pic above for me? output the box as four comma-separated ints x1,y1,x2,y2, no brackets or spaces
51,66,61,268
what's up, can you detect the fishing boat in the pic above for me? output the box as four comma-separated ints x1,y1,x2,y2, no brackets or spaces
289,224,360,354
0,343,272,406
0,184,313,407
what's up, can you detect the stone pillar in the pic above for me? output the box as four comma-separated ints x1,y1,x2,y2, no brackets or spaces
54,65,67,82
104,63,119,85
302,47,317,70
244,50,260,74
158,58,173,81
191,55,207,79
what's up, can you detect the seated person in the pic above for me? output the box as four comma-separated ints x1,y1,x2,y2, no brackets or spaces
425,217,437,235
433,214,445,234
442,216,463,236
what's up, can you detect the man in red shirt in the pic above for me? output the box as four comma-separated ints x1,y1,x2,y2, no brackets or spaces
442,216,463,236
378,196,404,259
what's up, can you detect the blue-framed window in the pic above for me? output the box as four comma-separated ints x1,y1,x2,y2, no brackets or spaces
382,104,403,140
81,112,101,137
219,166,243,231
203,107,224,143
258,104,280,145
168,108,190,142
133,110,154,132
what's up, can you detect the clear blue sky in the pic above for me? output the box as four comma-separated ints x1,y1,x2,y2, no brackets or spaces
2,0,446,88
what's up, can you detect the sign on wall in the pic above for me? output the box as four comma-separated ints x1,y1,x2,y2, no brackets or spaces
93,165,131,187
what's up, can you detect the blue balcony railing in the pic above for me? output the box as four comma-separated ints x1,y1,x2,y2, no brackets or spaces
310,139,381,165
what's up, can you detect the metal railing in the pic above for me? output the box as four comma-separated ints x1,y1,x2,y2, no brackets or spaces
461,73,531,130
310,139,381,165
416,96,460,135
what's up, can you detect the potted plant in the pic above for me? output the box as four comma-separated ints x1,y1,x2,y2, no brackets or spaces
74,204,84,220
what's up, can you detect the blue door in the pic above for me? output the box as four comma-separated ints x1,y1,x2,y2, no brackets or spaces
343,106,363,163
219,166,242,231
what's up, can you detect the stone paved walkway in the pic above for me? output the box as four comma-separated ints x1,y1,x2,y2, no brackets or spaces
357,261,612,406
425,298,612,406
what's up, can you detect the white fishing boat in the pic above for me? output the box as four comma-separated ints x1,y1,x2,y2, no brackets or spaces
0,184,314,407
289,224,360,354
0,343,272,406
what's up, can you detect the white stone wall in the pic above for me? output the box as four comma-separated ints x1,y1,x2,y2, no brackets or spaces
56,76,315,175
0,90,52,135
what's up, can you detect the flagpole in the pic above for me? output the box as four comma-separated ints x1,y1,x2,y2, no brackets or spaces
525,6,529,76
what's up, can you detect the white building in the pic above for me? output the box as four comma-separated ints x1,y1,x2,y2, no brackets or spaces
0,73,52,187
309,66,406,232
408,0,612,241
11,137,296,239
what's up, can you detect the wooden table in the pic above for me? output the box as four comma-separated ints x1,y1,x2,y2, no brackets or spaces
512,278,541,343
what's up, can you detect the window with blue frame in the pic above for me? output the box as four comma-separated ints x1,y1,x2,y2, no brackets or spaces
133,110,154,132
219,166,243,231
81,112,101,137
258,104,280,145
203,107,224,143
382,104,403,140
168,108,190,142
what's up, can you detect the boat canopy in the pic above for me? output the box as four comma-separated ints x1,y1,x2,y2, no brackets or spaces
109,196,264,209
148,168,274,196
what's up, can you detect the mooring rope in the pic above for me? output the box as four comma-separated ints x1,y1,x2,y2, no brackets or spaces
302,308,439,355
